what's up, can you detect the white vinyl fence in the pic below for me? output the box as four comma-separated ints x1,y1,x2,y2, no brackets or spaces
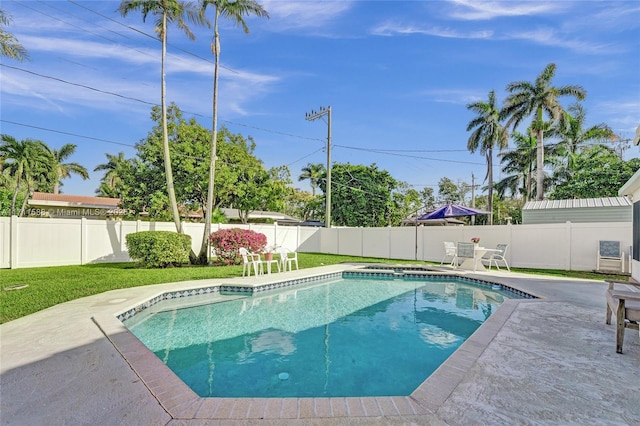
0,216,631,273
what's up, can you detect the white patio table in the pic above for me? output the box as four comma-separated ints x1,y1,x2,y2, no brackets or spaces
459,246,499,272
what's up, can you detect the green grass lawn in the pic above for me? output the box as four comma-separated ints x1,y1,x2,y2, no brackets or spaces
0,254,627,324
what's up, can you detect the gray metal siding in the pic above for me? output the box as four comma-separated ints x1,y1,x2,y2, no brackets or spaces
522,206,632,224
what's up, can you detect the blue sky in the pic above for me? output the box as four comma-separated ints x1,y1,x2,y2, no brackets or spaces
2,0,639,198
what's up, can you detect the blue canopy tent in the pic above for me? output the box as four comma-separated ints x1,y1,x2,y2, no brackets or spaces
417,204,490,220
414,204,490,261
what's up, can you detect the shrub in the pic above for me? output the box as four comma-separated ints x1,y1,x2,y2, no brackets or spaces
126,231,191,268
209,228,266,265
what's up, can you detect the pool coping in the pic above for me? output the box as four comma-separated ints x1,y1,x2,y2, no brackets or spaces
92,265,537,421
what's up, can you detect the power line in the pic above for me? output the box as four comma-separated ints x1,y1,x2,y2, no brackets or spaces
66,0,238,74
365,148,469,153
0,118,322,173
1,64,158,107
1,119,135,148
335,144,486,166
2,63,324,143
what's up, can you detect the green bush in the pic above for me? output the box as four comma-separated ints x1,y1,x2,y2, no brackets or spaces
209,228,267,265
126,231,191,268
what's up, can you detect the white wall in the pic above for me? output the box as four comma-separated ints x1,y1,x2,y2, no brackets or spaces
0,216,631,272
618,168,640,281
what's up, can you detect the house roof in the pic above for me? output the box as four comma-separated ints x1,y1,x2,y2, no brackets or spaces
619,168,640,198
523,196,631,210
220,208,299,222
29,192,120,208
401,217,465,226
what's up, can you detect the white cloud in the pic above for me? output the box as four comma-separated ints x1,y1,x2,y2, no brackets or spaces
419,88,486,105
446,0,567,20
567,4,640,31
6,32,280,119
371,22,493,39
506,28,621,54
260,0,353,31
598,99,640,133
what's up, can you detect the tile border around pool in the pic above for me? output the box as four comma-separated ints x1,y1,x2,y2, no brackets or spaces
116,271,344,322
93,266,538,421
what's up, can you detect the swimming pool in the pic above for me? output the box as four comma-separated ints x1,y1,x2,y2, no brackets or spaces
124,274,517,398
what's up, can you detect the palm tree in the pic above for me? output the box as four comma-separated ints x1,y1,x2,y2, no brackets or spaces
0,135,51,216
502,63,586,200
466,90,508,225
298,163,325,196
94,152,129,198
197,0,269,264
552,103,615,186
496,130,537,201
0,9,28,61
47,144,89,194
117,0,200,235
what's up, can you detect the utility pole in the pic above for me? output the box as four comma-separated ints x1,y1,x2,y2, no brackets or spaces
305,106,332,228
471,173,476,226
471,173,476,208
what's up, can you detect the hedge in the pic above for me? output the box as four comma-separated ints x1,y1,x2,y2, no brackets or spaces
125,231,191,268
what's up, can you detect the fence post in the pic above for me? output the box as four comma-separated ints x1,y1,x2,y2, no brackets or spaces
566,221,573,271
10,215,18,269
120,220,126,254
80,217,87,265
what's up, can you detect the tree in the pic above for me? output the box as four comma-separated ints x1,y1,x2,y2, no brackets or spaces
111,104,285,228
130,104,213,220
284,188,320,221
551,103,615,187
198,0,269,263
550,145,640,199
419,187,436,211
437,177,462,205
466,90,508,224
496,130,537,201
48,144,89,194
389,182,422,226
117,0,201,236
298,163,325,196
232,165,290,223
0,135,51,216
320,163,397,227
94,152,130,198
0,9,28,61
502,63,586,200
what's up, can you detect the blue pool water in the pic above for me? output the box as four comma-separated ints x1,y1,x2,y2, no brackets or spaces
124,277,512,398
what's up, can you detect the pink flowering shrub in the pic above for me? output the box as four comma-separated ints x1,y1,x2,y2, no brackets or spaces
209,228,267,265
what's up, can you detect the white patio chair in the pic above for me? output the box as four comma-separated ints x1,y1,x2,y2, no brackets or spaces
597,240,623,273
487,244,510,271
441,241,457,266
239,247,263,276
277,247,299,272
456,242,476,271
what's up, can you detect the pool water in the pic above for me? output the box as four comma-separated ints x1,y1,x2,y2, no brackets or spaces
124,277,510,398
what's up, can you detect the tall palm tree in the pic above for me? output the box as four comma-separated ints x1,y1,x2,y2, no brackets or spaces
298,163,325,196
118,0,200,234
466,90,508,225
197,0,269,264
502,63,586,200
47,144,89,194
0,9,28,61
496,130,537,201
0,135,51,216
552,103,615,186
94,152,129,198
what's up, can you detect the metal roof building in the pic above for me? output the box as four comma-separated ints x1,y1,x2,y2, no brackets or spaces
522,197,632,224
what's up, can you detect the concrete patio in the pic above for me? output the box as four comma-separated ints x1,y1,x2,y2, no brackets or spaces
1,265,639,425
